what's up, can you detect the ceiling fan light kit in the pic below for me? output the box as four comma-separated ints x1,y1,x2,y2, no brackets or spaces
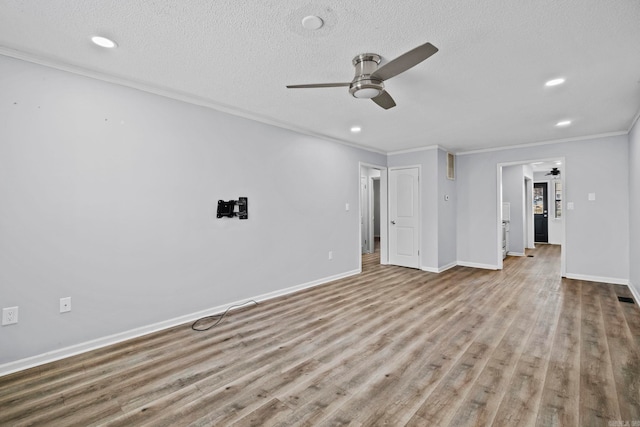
349,54,383,99
286,42,438,110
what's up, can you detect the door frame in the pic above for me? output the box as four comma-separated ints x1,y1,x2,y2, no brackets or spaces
359,163,388,271
371,176,381,246
524,177,534,249
361,173,379,254
388,165,421,269
360,175,370,254
496,157,566,277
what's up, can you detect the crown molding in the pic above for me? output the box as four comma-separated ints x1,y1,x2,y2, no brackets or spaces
455,131,629,156
0,49,387,156
387,145,446,155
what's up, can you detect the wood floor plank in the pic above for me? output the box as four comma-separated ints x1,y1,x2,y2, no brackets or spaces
489,279,563,426
1,244,639,426
579,281,622,426
446,275,554,426
104,268,449,425
313,273,513,425
597,284,640,423
534,279,582,427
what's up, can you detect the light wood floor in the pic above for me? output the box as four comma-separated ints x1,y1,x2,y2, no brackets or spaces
1,245,639,426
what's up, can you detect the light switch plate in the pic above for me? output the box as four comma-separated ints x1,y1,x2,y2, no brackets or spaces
60,297,71,313
588,193,596,201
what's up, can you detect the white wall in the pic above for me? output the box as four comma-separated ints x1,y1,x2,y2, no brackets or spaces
0,55,385,368
457,134,629,283
629,118,640,298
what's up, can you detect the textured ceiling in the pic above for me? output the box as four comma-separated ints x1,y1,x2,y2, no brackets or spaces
1,0,639,153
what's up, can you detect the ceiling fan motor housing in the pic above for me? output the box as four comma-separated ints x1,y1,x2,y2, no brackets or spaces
349,53,384,99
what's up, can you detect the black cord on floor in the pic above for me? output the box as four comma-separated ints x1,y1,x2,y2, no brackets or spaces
191,300,259,331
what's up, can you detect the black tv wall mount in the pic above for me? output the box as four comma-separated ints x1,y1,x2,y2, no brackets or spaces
217,197,248,219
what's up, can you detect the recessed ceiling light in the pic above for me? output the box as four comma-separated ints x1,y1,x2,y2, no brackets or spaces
545,78,565,87
555,161,562,165
350,126,362,133
91,36,117,48
556,120,571,127
532,162,543,165
301,15,324,30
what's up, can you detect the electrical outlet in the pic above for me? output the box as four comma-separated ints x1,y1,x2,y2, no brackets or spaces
328,250,333,260
60,297,71,313
2,306,19,326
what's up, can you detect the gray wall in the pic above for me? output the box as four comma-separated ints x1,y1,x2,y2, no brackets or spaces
630,119,640,297
0,55,385,365
387,148,457,271
1,52,635,370
388,148,439,270
457,134,629,282
437,149,457,268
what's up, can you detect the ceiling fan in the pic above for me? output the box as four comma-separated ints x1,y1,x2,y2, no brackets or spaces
286,42,438,110
546,167,561,176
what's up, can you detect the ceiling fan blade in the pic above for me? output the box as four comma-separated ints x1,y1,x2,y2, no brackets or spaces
372,91,396,109
286,82,351,89
371,42,438,81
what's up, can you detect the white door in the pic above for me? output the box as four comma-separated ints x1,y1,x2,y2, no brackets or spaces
389,167,420,268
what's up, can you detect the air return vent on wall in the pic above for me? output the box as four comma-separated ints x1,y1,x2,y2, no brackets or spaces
447,152,455,180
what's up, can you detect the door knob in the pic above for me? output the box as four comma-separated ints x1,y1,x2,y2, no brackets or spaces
391,221,396,225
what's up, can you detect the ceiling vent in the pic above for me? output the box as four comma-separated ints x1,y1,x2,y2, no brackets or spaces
447,152,455,180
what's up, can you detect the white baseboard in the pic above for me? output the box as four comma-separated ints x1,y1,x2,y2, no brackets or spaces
564,273,629,286
627,281,640,303
438,262,458,273
507,252,526,257
421,262,458,274
457,261,499,270
0,269,360,378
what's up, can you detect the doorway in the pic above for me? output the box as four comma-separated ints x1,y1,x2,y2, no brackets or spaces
360,168,381,255
497,158,565,276
359,163,387,270
533,182,549,243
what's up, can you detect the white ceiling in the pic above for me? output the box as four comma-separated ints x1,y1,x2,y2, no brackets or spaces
1,0,639,154
531,160,562,174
